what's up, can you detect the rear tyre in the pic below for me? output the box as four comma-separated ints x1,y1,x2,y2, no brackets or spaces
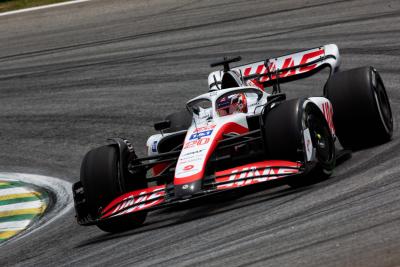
263,99,335,187
325,67,393,149
80,145,147,233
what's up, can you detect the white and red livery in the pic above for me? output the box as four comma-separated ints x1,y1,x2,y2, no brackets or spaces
73,44,393,232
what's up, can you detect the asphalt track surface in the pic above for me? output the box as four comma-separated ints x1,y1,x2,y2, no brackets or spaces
0,0,399,266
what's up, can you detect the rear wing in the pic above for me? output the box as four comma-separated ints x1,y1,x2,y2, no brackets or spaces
208,44,340,91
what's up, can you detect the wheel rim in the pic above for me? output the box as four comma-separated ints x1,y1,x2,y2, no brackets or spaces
372,71,393,134
304,106,334,164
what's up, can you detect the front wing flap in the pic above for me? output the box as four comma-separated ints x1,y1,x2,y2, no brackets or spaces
81,160,304,225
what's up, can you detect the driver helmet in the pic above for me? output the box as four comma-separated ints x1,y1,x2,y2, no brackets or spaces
217,93,248,117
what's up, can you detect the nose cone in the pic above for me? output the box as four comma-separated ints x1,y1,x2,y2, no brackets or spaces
174,180,202,199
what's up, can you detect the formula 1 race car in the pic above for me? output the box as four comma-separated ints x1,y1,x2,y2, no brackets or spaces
72,44,393,232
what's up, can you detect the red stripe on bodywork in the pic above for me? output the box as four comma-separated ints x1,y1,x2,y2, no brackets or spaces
215,160,301,190
299,50,324,72
321,102,335,135
174,122,248,185
101,185,166,219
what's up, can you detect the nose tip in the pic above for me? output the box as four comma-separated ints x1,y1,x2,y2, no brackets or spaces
174,180,202,199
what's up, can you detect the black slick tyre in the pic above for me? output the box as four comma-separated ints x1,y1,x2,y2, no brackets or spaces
80,145,147,233
263,98,335,187
325,67,393,149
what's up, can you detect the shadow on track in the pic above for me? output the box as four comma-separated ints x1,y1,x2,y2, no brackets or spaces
74,182,313,249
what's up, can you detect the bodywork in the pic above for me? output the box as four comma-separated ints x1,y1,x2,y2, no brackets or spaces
75,44,341,224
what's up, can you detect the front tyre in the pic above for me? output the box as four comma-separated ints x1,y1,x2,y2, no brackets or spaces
80,145,147,232
263,99,335,187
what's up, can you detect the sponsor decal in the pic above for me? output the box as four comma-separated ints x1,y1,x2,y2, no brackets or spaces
321,102,335,135
178,149,206,164
102,186,165,218
178,155,203,164
175,122,249,184
240,48,325,88
183,124,216,149
193,124,216,133
189,130,213,140
215,161,300,189
181,149,205,157
183,165,194,171
183,137,210,149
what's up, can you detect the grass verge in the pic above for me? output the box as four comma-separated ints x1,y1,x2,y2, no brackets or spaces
0,0,70,13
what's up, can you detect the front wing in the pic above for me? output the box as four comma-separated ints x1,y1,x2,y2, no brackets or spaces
78,160,304,225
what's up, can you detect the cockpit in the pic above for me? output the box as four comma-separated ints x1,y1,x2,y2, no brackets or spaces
187,88,265,119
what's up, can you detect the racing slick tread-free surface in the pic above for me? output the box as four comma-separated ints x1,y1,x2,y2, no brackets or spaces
80,145,123,217
0,0,400,266
264,99,335,187
325,66,393,149
80,145,147,232
264,98,304,162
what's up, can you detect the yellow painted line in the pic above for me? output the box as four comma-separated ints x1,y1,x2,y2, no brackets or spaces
0,200,43,212
0,187,32,196
0,192,41,201
0,230,20,240
0,207,46,218
0,220,31,230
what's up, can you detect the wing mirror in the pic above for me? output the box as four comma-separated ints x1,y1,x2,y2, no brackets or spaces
154,120,171,132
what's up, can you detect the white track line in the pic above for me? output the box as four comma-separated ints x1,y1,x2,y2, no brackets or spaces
0,200,43,212
0,220,31,231
0,0,93,17
0,187,33,197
